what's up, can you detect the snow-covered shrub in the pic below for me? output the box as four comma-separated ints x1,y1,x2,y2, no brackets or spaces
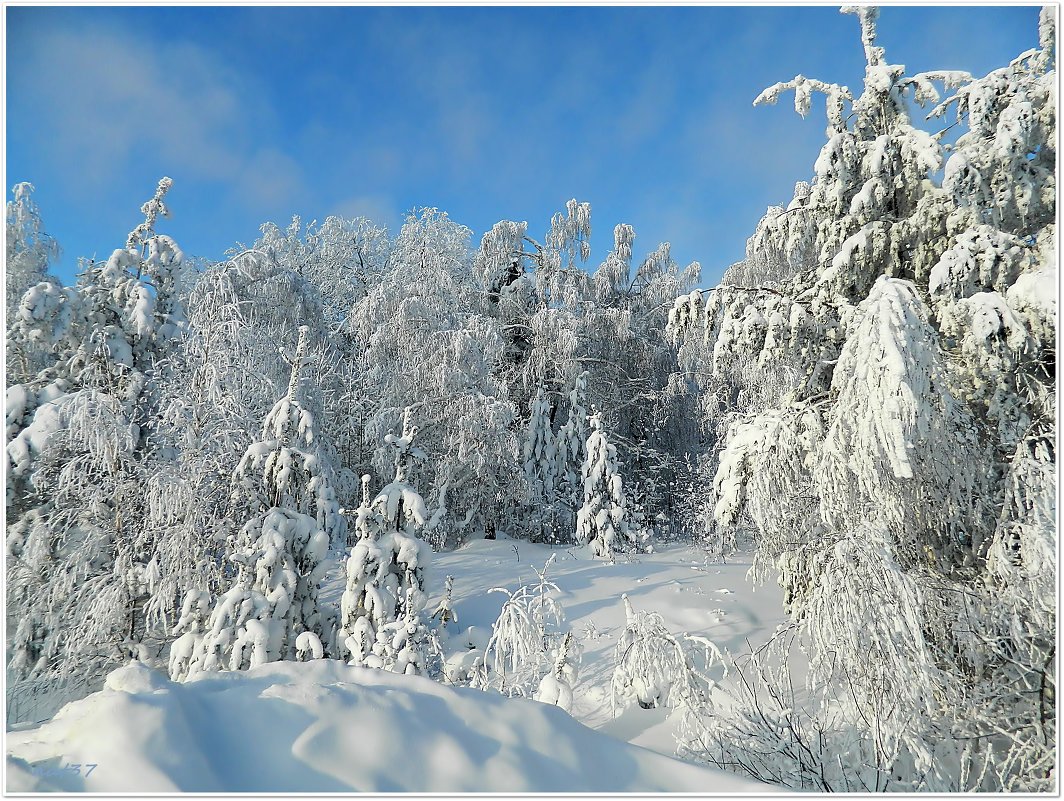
534,631,580,714
678,626,879,792
610,595,713,715
476,556,569,698
430,575,459,630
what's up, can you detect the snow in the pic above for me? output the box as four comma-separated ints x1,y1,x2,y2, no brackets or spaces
1007,264,1057,321
6,395,70,478
427,537,789,750
7,537,783,793
7,654,767,794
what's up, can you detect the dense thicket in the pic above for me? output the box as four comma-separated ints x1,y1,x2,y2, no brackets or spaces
5,5,1055,791
5,180,702,707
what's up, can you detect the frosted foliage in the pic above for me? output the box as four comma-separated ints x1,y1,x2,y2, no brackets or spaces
576,412,637,559
474,219,528,292
546,199,592,270
611,595,711,715
6,179,194,701
172,506,328,679
478,557,567,698
675,7,1056,793
338,426,434,674
818,277,986,566
805,527,944,771
233,325,345,546
553,371,589,508
6,183,60,382
929,225,1032,298
351,210,521,541
534,631,579,713
522,385,557,504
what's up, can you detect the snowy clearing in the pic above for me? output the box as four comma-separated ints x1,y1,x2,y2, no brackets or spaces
8,539,782,793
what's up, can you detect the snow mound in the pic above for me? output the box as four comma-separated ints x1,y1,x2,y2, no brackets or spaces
6,659,765,794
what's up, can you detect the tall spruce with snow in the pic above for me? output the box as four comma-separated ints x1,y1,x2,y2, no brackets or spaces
236,326,337,642
7,178,187,700
576,411,638,559
522,385,562,540
338,411,434,673
675,7,1056,791
553,371,590,522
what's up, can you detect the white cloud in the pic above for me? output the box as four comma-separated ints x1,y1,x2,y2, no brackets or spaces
230,148,307,215
329,193,399,231
16,24,301,199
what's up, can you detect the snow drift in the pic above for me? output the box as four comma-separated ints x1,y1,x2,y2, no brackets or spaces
6,659,766,794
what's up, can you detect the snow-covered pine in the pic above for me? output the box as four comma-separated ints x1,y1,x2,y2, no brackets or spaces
553,370,589,521
523,385,557,504
175,324,336,678
337,415,434,673
233,325,345,547
576,410,638,559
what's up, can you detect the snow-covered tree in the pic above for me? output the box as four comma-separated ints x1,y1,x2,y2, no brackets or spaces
611,595,713,714
337,413,434,673
233,325,345,547
171,325,336,678
477,556,568,698
576,411,638,559
553,370,589,518
7,178,188,698
6,183,60,384
534,631,579,713
350,209,520,545
678,7,1056,792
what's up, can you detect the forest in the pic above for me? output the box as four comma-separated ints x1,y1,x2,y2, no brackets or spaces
5,5,1057,794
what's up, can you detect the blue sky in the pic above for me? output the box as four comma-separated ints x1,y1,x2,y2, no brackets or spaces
6,4,1041,287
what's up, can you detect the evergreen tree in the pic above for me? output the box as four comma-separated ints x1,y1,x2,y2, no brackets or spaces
576,410,638,559
337,411,434,673
170,325,335,678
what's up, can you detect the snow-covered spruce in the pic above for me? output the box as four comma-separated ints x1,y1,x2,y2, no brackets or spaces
337,413,435,674
576,410,638,559
170,326,335,679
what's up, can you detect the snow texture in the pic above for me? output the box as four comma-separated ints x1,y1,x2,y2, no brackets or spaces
6,657,765,794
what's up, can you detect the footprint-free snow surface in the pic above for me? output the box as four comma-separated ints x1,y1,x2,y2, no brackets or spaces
7,539,783,793
6,659,763,793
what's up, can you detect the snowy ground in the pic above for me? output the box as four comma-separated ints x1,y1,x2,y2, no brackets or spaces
425,536,788,755
7,537,786,793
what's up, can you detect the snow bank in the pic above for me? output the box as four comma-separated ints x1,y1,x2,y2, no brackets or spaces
6,659,765,794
